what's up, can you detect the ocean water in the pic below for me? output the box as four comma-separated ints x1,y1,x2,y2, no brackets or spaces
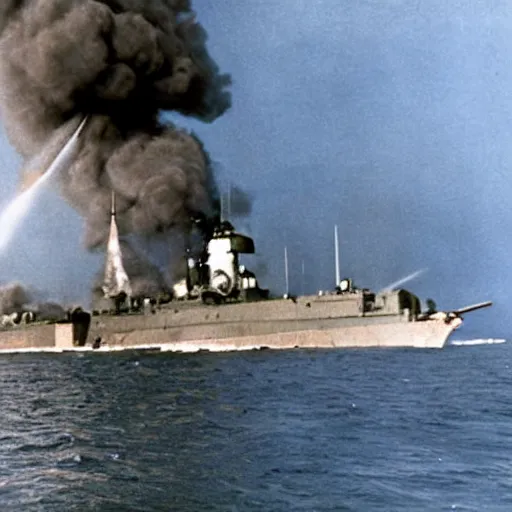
1,339,511,511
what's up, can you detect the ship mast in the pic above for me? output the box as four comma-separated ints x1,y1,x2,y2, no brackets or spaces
334,224,340,287
284,246,289,297
220,182,232,221
301,259,305,296
227,183,231,219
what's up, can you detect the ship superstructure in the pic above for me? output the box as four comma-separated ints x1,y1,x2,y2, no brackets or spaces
0,212,492,353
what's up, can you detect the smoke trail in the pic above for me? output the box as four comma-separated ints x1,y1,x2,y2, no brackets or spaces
0,117,87,252
0,1,230,271
380,268,427,293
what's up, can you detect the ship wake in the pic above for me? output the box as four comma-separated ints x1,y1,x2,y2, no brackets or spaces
450,338,507,346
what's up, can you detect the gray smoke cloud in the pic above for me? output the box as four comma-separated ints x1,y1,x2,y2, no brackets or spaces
0,282,68,320
0,283,31,315
0,1,230,260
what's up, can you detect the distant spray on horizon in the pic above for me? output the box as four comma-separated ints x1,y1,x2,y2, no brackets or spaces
0,0,231,294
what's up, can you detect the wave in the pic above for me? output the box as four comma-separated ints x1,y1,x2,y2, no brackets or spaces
450,338,507,346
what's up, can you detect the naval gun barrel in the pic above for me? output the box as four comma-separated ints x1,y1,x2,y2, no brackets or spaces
452,301,493,316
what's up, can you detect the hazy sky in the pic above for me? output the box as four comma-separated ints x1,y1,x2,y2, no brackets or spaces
0,0,510,335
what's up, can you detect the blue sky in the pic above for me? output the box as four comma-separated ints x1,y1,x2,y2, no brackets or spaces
0,0,510,335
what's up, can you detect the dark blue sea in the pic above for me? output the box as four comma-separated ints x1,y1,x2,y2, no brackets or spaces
1,337,511,511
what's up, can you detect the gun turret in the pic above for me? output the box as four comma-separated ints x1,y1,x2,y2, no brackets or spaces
451,301,493,316
418,300,492,324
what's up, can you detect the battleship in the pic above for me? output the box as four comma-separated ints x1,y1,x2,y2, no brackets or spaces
0,196,492,354
0,2,493,354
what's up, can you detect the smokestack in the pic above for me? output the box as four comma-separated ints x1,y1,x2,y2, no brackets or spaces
0,1,230,288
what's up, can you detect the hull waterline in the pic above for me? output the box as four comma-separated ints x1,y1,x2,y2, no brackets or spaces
0,316,461,355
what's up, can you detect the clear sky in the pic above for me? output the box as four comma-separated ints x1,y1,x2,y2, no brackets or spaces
0,0,510,336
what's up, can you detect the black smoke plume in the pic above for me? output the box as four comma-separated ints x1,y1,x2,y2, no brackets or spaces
0,1,230,286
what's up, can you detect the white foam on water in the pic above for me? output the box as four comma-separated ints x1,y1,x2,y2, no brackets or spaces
0,341,264,355
450,338,507,346
0,117,87,253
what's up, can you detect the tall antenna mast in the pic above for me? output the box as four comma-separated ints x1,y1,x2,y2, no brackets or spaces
227,183,231,219
284,246,289,297
301,259,305,296
334,224,340,287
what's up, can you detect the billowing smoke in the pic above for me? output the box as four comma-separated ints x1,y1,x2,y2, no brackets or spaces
0,1,230,290
0,282,68,321
0,283,30,315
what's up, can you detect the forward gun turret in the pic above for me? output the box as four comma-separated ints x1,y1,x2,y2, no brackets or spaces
451,301,493,316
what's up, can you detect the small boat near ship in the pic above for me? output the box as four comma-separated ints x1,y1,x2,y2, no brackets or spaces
0,199,492,354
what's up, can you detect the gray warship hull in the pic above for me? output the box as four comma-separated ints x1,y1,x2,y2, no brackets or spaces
0,293,463,354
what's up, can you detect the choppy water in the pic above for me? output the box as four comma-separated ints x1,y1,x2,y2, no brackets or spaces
1,339,512,511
